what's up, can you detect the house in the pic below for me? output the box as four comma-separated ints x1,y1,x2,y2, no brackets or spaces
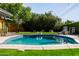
63,22,79,34
0,8,14,35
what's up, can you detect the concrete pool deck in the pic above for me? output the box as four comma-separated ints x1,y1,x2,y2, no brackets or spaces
0,35,79,50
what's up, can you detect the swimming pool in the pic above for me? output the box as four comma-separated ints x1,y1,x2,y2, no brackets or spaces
3,35,78,45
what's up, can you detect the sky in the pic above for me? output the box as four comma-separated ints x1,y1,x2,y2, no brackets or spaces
23,3,79,21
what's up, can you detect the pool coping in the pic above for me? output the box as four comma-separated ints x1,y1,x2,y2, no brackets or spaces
0,35,79,50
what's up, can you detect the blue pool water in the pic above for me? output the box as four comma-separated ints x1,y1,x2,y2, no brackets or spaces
3,35,78,45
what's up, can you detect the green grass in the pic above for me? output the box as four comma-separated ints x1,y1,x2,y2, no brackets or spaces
0,49,79,56
43,32,58,35
17,32,58,35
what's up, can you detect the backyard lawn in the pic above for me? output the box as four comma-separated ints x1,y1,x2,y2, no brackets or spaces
0,49,79,56
17,32,58,35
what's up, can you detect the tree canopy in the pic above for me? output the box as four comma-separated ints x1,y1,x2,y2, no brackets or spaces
65,20,73,25
0,3,64,32
22,11,63,31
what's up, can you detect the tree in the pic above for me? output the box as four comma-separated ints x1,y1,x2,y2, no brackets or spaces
65,20,73,25
22,11,63,32
0,3,23,19
0,3,32,32
17,6,32,32
0,4,63,32
0,3,23,32
54,21,64,32
18,6,32,22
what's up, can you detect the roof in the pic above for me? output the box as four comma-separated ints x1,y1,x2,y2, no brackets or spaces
0,8,13,17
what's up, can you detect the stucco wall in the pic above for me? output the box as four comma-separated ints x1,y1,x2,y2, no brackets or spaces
0,17,17,32
0,21,2,29
0,17,7,32
0,18,3,32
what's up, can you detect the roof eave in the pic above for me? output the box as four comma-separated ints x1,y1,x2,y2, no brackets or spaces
0,8,13,17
